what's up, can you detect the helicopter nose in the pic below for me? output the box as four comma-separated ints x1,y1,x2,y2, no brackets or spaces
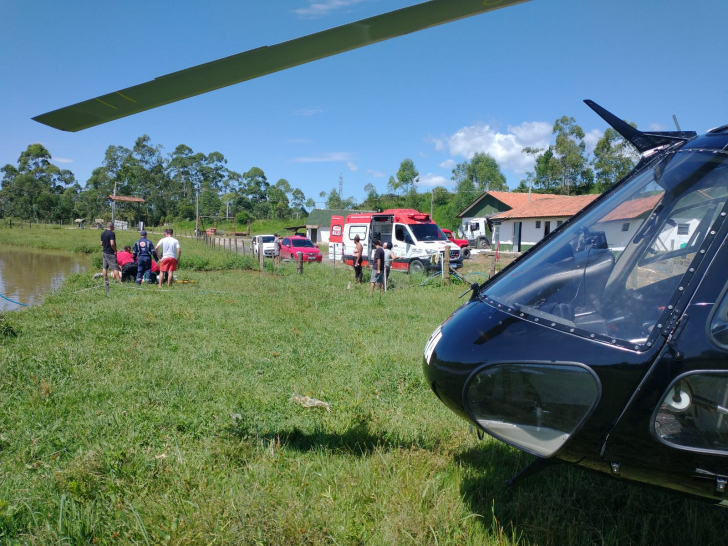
423,299,602,458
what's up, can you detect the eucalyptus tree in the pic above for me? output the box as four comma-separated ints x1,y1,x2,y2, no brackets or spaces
592,126,639,192
243,167,269,203
551,116,594,194
451,153,507,192
0,144,76,220
396,158,419,194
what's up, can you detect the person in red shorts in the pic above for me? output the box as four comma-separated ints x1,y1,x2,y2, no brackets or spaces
155,228,181,287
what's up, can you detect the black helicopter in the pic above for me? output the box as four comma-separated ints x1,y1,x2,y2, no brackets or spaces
423,101,728,505
32,0,728,504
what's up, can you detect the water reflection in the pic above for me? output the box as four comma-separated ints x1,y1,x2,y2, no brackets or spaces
0,245,88,311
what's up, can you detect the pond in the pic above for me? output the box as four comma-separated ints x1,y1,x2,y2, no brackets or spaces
0,245,89,311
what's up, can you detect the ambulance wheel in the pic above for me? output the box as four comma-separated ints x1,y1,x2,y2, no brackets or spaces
408,259,425,274
462,248,471,259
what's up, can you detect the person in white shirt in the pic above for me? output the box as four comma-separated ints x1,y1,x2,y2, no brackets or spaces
155,228,181,287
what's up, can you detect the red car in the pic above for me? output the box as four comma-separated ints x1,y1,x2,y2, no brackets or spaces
441,229,471,259
280,235,323,262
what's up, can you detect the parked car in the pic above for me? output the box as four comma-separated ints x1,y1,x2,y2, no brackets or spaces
252,234,276,257
442,229,471,259
280,235,322,262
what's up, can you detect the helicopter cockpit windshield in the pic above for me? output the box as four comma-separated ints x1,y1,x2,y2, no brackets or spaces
482,150,728,349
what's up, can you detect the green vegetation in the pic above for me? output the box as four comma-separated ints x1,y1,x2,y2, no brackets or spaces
1,116,638,237
0,230,726,544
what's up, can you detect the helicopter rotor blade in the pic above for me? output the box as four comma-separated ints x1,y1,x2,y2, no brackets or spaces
33,0,530,132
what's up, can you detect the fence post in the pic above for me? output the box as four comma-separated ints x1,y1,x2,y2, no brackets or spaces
442,249,450,285
259,244,265,272
228,238,231,253
297,252,304,274
489,255,496,278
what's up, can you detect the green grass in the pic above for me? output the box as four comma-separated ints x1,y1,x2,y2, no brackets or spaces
0,227,262,273
165,218,302,237
0,233,726,544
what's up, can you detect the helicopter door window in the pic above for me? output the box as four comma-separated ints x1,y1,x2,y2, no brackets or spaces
653,372,728,455
709,285,728,350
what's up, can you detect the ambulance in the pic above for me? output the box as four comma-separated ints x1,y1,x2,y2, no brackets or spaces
329,209,462,273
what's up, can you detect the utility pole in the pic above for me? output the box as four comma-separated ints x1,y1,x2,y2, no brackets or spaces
112,180,117,224
195,186,200,236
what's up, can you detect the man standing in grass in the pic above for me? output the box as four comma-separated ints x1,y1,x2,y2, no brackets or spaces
100,222,121,287
133,229,158,284
155,228,181,287
369,239,385,296
273,233,281,266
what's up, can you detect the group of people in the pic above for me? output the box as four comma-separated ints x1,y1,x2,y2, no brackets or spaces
351,235,396,295
100,223,181,288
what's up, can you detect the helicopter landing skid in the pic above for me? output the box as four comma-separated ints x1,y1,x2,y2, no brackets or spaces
505,457,559,488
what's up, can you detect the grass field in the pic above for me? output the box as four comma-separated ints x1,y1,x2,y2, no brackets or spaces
0,229,726,544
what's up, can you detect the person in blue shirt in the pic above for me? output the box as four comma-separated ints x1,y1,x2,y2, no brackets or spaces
132,230,159,284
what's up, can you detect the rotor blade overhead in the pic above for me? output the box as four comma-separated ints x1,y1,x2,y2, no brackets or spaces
33,0,530,132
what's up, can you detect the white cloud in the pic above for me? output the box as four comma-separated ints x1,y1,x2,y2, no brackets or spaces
439,159,455,169
416,173,451,188
437,121,552,174
367,169,384,178
51,157,73,164
650,123,667,131
293,152,354,163
294,107,323,116
346,161,358,172
583,129,603,154
294,0,372,18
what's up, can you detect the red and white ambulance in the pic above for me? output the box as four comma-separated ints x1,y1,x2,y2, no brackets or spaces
329,209,462,274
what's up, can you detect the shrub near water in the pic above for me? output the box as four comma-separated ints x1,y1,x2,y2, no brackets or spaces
0,250,727,543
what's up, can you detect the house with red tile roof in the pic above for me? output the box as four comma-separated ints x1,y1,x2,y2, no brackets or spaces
456,191,601,251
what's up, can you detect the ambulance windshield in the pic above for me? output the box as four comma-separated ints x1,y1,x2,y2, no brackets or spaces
409,223,447,242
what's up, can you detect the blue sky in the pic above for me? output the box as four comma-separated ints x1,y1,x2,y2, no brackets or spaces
2,0,727,206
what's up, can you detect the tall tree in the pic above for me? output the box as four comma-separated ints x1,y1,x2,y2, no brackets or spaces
243,167,269,203
451,153,507,192
396,158,419,194
551,116,594,194
592,126,639,192
290,188,306,209
0,144,76,220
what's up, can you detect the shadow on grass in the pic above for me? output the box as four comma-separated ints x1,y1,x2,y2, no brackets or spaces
225,416,420,456
455,441,728,546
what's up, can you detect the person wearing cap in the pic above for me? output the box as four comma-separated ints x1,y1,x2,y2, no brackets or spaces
100,222,121,285
273,233,281,266
155,228,181,287
132,229,158,284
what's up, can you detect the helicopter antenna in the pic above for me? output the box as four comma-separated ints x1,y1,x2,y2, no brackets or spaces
672,114,682,131
584,100,696,153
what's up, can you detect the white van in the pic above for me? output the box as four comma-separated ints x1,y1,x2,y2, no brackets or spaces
252,235,276,257
329,209,462,274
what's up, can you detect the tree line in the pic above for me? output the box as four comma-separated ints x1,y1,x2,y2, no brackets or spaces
1,115,636,229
